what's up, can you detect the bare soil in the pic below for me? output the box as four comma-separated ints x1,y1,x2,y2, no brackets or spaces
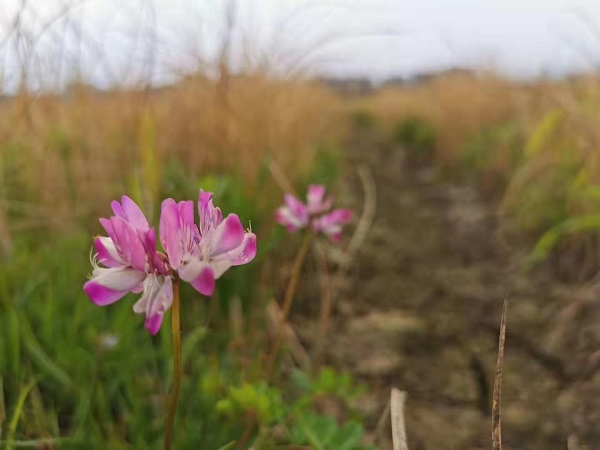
297,131,600,450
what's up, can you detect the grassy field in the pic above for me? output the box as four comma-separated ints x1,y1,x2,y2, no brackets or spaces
1,71,600,448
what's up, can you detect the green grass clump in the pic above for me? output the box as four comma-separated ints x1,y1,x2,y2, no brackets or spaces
393,116,436,158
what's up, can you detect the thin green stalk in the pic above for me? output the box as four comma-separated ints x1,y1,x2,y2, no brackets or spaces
164,280,182,450
6,378,37,450
265,232,312,377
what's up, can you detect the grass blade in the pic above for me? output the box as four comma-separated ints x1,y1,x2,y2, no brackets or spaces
6,379,37,450
492,300,508,450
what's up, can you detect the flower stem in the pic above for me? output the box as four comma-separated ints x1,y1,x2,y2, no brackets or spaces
265,232,312,377
164,279,181,450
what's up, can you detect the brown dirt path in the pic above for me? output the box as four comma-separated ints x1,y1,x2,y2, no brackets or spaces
303,132,600,450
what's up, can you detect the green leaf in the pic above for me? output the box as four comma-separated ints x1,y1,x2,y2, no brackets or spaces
529,213,600,265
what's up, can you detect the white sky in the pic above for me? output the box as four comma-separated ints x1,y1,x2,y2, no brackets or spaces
1,0,600,92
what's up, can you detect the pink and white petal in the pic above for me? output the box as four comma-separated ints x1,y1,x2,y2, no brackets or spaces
275,207,305,230
90,266,145,292
132,294,148,313
210,214,245,257
210,259,232,279
110,217,148,272
133,276,173,334
110,200,126,220
145,313,164,335
313,209,352,234
284,194,307,217
307,185,326,209
198,190,214,228
145,277,173,334
99,218,115,240
214,232,257,266
329,208,353,224
152,252,170,276
178,258,210,284
160,198,183,267
94,237,124,267
190,265,216,296
146,276,173,316
142,228,157,254
120,196,150,231
178,200,195,227
84,281,130,306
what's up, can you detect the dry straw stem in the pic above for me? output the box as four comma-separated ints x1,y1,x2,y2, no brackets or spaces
390,388,408,450
265,300,311,371
331,164,376,296
265,232,313,376
492,299,508,450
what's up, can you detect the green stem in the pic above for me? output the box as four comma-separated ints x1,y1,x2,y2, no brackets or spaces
164,280,182,450
265,232,313,377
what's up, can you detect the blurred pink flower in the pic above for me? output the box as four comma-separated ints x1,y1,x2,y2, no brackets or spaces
84,196,172,335
275,184,352,241
160,190,257,297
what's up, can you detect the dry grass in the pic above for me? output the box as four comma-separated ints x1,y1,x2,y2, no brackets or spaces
0,75,341,234
349,72,600,168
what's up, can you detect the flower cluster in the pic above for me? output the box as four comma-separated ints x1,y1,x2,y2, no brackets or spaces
275,185,352,241
84,191,257,335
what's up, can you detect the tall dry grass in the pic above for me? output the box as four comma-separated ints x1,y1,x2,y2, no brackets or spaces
0,75,340,237
349,72,600,168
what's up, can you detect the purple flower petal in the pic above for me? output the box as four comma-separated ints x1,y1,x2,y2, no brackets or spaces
110,217,148,272
190,264,215,296
133,276,173,334
84,281,130,306
94,237,124,268
198,190,223,234
160,198,183,268
306,184,333,214
210,214,245,257
120,196,150,231
214,232,257,267
99,218,115,240
145,313,163,335
178,200,195,227
312,208,353,241
275,206,307,231
84,267,144,305
110,200,126,220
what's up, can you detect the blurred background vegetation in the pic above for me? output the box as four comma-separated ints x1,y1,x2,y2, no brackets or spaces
1,1,600,449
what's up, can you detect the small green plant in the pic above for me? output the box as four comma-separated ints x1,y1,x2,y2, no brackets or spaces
462,121,523,188
350,110,377,130
215,368,376,449
393,116,436,157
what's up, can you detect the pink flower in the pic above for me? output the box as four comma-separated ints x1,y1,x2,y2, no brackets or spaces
312,209,353,242
84,196,173,335
275,184,352,241
160,190,257,297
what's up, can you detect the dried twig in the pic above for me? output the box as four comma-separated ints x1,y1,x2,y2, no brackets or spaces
492,300,508,450
345,164,377,259
331,164,377,297
369,400,391,447
390,388,408,450
265,301,311,372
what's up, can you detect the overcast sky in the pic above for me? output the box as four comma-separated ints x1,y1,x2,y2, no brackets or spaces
1,0,600,91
